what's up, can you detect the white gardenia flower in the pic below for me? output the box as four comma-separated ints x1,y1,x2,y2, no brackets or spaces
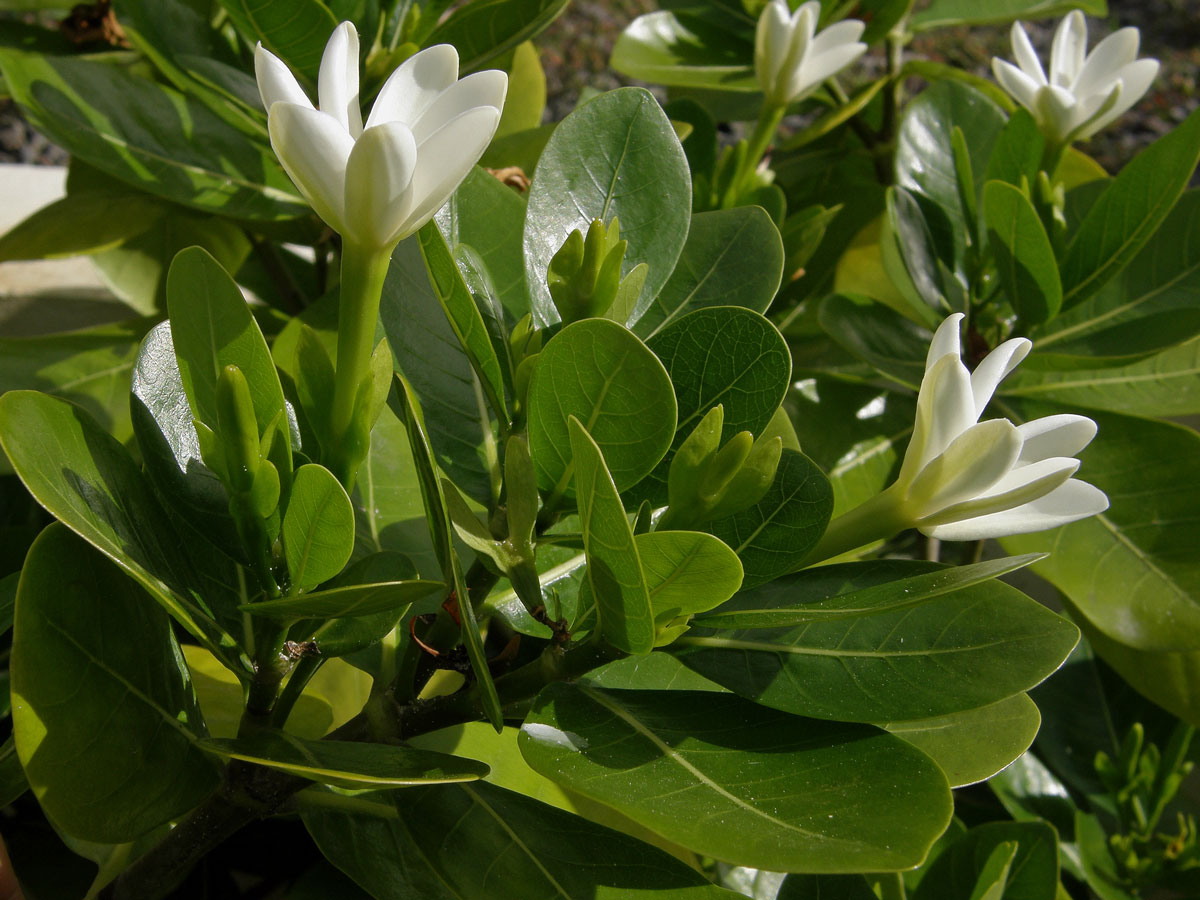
255,23,507,249
892,314,1108,541
992,11,1158,145
754,0,867,107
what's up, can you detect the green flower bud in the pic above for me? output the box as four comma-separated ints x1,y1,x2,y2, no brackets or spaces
547,217,632,323
216,364,261,495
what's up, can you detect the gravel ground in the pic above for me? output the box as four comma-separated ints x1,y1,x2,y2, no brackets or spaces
0,1,1195,174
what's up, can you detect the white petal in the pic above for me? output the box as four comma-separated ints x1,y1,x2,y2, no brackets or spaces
1050,10,1087,87
809,19,866,57
319,21,363,138
925,313,964,370
268,104,355,233
970,336,1031,415
344,122,418,248
1077,59,1159,139
1017,414,1097,462
403,106,501,238
255,44,313,112
774,5,816,103
920,456,1079,526
897,352,977,486
993,59,1040,110
1034,84,1082,143
906,419,1022,515
1074,27,1140,96
922,479,1109,540
1073,80,1124,140
366,44,460,131
801,40,868,88
1011,21,1046,84
411,69,508,144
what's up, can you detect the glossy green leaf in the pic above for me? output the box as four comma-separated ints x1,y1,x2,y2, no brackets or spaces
1032,190,1200,360
519,683,953,872
637,530,743,621
636,306,792,506
882,694,1041,789
525,87,691,327
0,188,164,261
696,554,1045,628
0,50,303,221
284,464,355,591
911,821,1059,900
496,42,545,137
167,246,288,442
707,449,832,590
984,180,1062,325
570,417,656,655
984,109,1043,190
818,294,930,388
633,208,783,338
885,187,949,314
200,732,487,789
912,0,1106,30
776,875,877,900
611,9,757,92
426,0,568,73
417,221,508,421
217,0,337,83
673,559,1080,722
303,779,741,899
242,578,442,618
1060,107,1200,309
0,391,250,673
1002,405,1200,651
11,525,219,842
528,317,676,496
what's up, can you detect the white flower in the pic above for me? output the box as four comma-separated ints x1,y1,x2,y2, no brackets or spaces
892,314,1108,541
754,0,867,108
992,11,1158,145
255,23,507,249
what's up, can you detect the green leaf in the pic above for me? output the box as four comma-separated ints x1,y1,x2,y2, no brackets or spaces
984,180,1062,325
1001,405,1200,651
1060,107,1200,309
525,87,691,327
912,0,1106,30
885,187,950,315
0,391,250,674
167,246,288,442
984,109,1044,190
637,530,743,621
392,376,503,730
633,208,783,338
882,694,1041,789
527,317,676,496
636,306,792,506
569,417,656,655
425,0,569,73
417,221,508,422
242,579,443,618
199,732,487,789
284,464,356,591
0,737,27,809
0,50,303,221
519,683,952,872
0,188,165,261
707,449,832,590
496,42,545,137
696,554,1046,628
818,294,929,389
11,525,219,842
673,559,1080,722
217,0,337,83
1031,190,1200,361
777,875,877,900
911,821,1059,900
611,9,757,92
303,780,742,899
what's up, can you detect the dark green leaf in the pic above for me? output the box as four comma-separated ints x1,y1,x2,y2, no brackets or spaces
527,317,676,497
707,449,832,590
984,180,1062,325
524,87,691,327
11,525,219,842
984,109,1043,190
0,188,165,261
777,874,877,900
911,821,1059,900
912,0,1106,30
284,464,356,591
673,559,1080,722
0,737,27,809
426,0,569,73
217,0,338,83
818,294,930,388
610,9,757,92
244,578,442,618
519,684,952,872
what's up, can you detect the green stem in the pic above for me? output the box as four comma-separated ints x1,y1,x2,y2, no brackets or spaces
240,622,291,735
802,487,910,567
328,239,393,488
736,102,786,196
875,872,906,900
271,654,323,729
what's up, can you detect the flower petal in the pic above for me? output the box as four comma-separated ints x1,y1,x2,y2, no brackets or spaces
411,69,508,144
897,351,976,486
1034,84,1081,143
1011,21,1046,84
267,103,354,233
318,21,363,138
925,313,964,370
801,39,868,90
255,44,313,112
344,122,418,248
906,418,1022,515
922,478,1109,540
992,59,1040,110
970,336,1031,415
919,456,1079,526
809,19,866,58
1017,414,1097,462
775,4,816,103
1073,27,1140,97
757,0,793,94
366,43,460,131
403,106,501,238
1077,59,1159,139
1050,10,1087,87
